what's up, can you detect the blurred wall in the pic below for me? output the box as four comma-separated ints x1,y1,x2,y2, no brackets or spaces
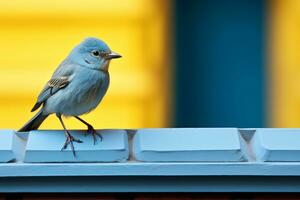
174,0,266,127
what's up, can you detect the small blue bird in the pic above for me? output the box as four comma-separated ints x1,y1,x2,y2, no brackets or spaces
18,37,121,156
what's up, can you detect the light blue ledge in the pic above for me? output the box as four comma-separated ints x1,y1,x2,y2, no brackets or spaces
24,130,129,163
1,162,300,192
1,128,300,192
0,130,16,162
251,128,300,161
133,128,246,162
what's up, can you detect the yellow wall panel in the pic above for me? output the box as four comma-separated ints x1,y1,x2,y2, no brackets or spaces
270,0,300,127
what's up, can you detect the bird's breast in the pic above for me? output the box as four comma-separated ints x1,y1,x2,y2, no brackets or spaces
45,69,110,116
69,70,110,115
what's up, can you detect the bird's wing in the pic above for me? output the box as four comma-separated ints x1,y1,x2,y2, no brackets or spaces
31,76,70,112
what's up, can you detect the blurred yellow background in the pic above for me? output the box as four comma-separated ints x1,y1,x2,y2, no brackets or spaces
0,0,171,129
269,0,300,127
4,0,297,129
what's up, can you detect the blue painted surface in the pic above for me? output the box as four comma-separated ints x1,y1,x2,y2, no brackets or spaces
0,130,15,162
133,128,246,162
1,176,300,192
2,162,300,177
24,130,129,162
174,0,266,127
1,128,300,192
251,128,300,161
12,131,27,162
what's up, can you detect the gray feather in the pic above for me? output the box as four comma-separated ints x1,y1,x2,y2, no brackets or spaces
18,110,48,132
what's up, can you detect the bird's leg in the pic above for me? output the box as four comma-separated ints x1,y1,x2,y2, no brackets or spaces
74,116,103,144
57,114,82,157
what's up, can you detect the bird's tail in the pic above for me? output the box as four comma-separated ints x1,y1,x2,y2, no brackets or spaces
18,110,48,132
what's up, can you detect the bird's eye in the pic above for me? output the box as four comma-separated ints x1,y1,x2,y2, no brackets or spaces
91,50,100,57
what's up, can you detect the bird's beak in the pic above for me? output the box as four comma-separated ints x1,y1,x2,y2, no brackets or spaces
107,52,122,59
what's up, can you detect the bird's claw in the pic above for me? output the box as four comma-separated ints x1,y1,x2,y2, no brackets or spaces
61,134,83,157
87,125,103,145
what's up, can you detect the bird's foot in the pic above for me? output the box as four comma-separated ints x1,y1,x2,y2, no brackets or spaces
87,125,103,145
61,133,83,157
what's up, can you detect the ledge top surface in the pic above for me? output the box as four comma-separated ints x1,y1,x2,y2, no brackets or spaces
135,128,241,150
255,128,300,150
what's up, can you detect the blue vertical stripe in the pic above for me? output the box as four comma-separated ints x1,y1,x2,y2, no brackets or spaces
174,0,266,127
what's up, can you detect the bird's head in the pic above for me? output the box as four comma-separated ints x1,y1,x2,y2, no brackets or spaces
68,37,121,71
